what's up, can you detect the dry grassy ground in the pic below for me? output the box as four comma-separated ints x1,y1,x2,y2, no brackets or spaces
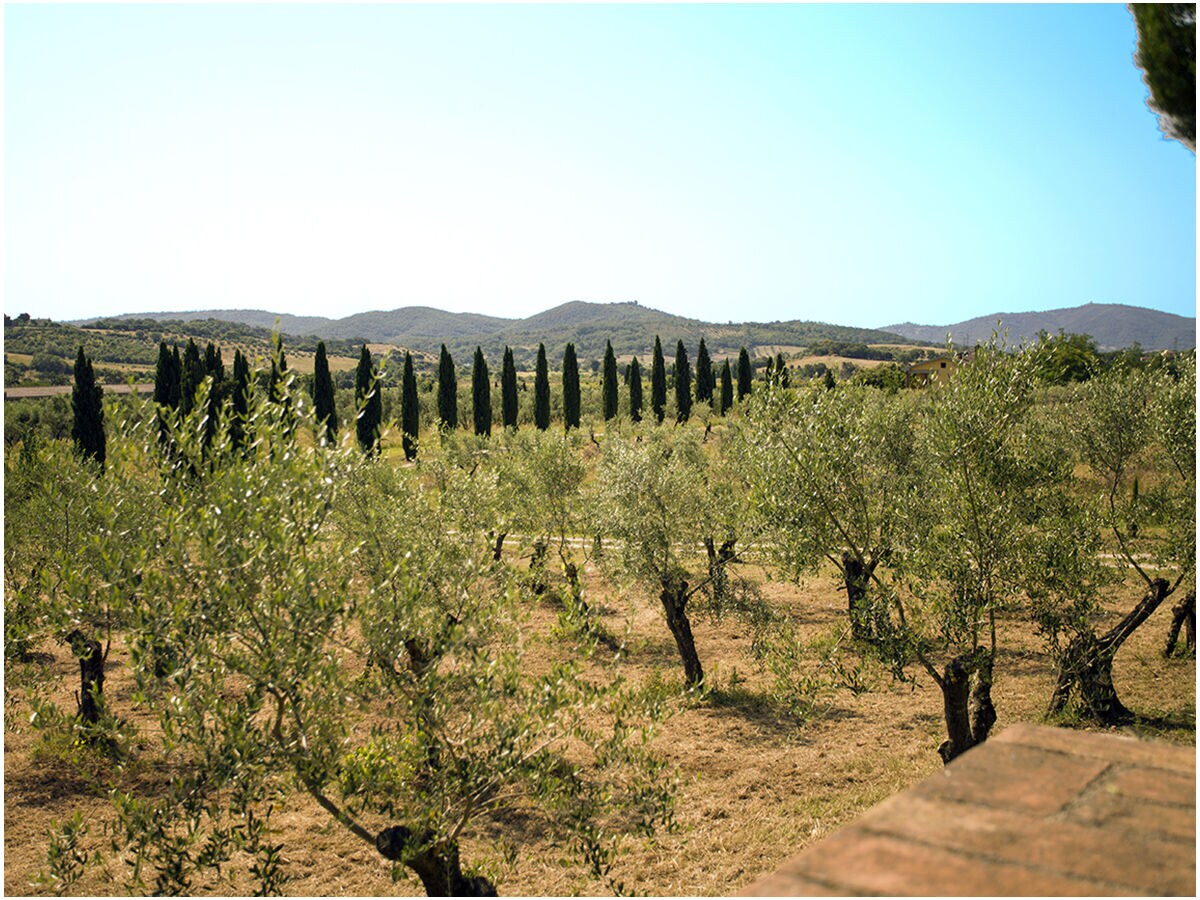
4,564,1193,897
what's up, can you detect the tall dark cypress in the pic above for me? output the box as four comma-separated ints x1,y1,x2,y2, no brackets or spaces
180,339,204,415
437,344,458,430
628,358,643,423
719,359,733,415
472,346,492,437
204,342,225,383
534,343,550,431
602,340,619,421
674,340,692,424
356,345,381,455
775,352,790,388
651,336,666,424
737,346,752,400
230,349,250,452
170,346,183,408
312,340,338,444
154,341,180,444
71,347,105,467
501,346,518,430
695,337,714,407
401,351,419,461
562,343,581,431
269,336,289,405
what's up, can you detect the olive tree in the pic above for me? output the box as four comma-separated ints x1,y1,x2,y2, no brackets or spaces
736,381,919,643
1048,358,1196,722
41,379,673,895
594,426,713,687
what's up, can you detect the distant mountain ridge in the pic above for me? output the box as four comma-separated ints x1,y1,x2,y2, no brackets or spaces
83,301,910,363
884,302,1195,351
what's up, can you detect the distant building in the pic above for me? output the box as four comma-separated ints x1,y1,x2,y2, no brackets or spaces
906,356,958,387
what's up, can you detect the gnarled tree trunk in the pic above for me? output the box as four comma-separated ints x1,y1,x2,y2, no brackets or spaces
937,649,995,765
703,537,737,605
67,630,105,727
529,540,547,595
660,575,703,687
841,552,877,642
375,827,496,896
1049,578,1172,725
1164,590,1196,658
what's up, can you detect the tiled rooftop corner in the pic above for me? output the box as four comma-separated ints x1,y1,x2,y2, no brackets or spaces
740,722,1195,897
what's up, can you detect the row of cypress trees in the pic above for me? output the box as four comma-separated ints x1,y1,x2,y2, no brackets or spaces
427,337,759,435
142,335,769,463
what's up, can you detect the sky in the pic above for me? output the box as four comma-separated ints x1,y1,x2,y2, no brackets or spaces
3,2,1196,329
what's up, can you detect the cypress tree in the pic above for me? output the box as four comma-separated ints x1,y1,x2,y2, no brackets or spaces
823,368,836,391
534,343,550,431
401,351,419,461
71,347,105,467
674,340,692,424
312,340,338,444
180,339,204,415
602,340,619,421
628,358,643,423
269,336,288,405
562,343,581,430
356,345,381,455
437,344,458,430
204,342,225,383
170,345,182,408
472,346,492,437
230,349,250,452
719,359,733,415
651,336,667,424
501,346,518,430
695,337,714,406
154,341,180,444
775,352,790,388
737,346,752,400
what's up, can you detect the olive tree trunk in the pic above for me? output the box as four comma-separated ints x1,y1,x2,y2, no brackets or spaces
703,537,736,605
1164,590,1195,658
841,552,878,642
660,575,704,687
375,827,496,896
1049,578,1172,725
67,630,105,727
937,649,995,765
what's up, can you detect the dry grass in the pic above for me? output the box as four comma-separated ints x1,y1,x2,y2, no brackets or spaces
4,564,1193,897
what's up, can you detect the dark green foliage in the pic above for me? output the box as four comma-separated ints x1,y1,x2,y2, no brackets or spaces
312,341,338,444
1034,331,1100,384
602,340,619,421
472,346,492,437
1132,3,1196,151
230,349,250,452
355,345,382,455
534,344,550,431
719,359,733,415
562,343,581,430
674,340,692,424
71,347,105,467
695,338,714,407
268,336,288,405
823,368,837,391
154,341,181,444
180,339,204,415
501,346,518,430
737,346,752,400
402,351,419,461
203,342,225,382
437,344,458,430
775,352,790,388
628,358,644,423
651,336,667,424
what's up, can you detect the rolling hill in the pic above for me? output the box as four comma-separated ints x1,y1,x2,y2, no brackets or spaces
884,302,1195,351
84,302,910,364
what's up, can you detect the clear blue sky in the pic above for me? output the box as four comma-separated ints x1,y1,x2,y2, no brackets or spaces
4,3,1195,328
